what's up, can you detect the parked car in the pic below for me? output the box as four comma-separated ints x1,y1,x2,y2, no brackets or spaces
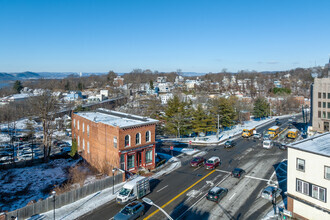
253,133,262,139
190,156,205,167
205,156,221,170
114,201,145,220
231,168,246,178
261,186,282,201
275,121,281,126
206,187,228,203
224,140,236,148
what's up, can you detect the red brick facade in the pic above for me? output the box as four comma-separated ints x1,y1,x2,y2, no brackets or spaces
72,112,156,175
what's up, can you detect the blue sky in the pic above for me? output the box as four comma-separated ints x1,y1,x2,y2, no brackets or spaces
0,0,329,73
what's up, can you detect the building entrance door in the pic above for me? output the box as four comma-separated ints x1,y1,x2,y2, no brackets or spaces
137,151,143,167
324,122,329,132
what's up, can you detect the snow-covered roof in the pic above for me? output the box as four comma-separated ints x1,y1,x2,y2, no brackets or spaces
75,108,158,129
288,128,298,133
288,133,330,157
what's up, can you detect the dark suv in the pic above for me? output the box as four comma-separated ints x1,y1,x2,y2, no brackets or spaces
206,187,228,203
190,157,205,167
224,140,236,148
231,168,246,178
114,201,145,220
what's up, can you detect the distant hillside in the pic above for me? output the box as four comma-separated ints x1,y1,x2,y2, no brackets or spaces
16,71,40,78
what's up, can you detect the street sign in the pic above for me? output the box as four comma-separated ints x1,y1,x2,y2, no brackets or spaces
170,146,173,150
189,141,192,145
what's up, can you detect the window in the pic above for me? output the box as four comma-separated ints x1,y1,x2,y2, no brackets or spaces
323,111,326,118
146,150,153,163
296,179,309,195
87,141,90,153
318,102,321,108
318,111,321,118
74,119,76,128
120,154,125,170
146,131,151,142
328,93,330,99
328,112,330,119
324,93,327,99
325,166,330,180
323,102,326,108
318,92,321,99
312,185,326,202
77,120,80,130
82,122,85,133
328,103,330,108
125,135,130,147
87,125,90,136
77,136,80,147
297,158,305,171
83,139,85,150
135,133,141,145
127,154,135,169
114,137,117,148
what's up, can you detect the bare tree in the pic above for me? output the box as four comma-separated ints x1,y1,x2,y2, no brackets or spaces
30,91,59,160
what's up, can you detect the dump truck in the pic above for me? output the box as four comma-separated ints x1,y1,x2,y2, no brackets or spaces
116,176,150,204
242,127,256,138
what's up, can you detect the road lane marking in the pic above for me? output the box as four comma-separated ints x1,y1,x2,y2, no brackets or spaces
177,173,230,220
194,166,202,171
229,192,236,201
215,169,231,174
144,169,216,220
244,175,269,182
156,185,168,193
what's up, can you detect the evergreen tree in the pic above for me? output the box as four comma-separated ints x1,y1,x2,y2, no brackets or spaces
149,80,154,90
13,80,23,93
69,138,78,157
163,96,192,137
64,81,70,91
191,104,216,135
253,97,269,118
208,97,235,129
77,82,83,91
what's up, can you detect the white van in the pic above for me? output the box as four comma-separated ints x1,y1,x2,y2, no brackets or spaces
263,140,273,149
116,176,150,204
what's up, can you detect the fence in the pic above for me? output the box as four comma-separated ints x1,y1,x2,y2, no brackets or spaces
5,172,123,220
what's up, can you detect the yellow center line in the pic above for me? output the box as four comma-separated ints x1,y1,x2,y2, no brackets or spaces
272,127,288,139
144,169,216,220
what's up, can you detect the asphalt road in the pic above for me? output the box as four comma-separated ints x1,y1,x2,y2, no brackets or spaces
78,116,302,220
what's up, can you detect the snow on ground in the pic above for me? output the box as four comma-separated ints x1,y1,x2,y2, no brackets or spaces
0,133,10,142
0,158,79,212
162,147,201,155
28,181,127,220
161,115,294,144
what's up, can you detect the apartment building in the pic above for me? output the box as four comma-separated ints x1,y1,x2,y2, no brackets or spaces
287,133,330,219
312,78,330,132
71,108,158,175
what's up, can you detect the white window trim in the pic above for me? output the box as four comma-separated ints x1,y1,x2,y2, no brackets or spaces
125,135,131,147
87,125,90,136
325,166,330,180
87,141,90,153
136,133,141,145
82,122,85,133
83,139,85,150
146,131,151,142
77,120,80,130
296,158,305,172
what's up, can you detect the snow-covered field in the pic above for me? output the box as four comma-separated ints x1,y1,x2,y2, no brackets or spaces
0,158,79,212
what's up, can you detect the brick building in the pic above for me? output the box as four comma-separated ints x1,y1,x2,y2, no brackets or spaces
72,108,158,174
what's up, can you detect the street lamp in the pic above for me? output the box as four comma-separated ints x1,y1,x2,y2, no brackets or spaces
142,198,173,220
52,190,56,220
112,168,117,194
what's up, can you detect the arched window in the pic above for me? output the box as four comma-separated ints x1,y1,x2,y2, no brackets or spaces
146,131,151,142
136,133,141,145
125,135,130,147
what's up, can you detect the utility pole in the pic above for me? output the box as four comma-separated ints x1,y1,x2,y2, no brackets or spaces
216,114,219,139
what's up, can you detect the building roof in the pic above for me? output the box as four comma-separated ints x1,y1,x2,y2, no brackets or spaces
75,108,158,129
288,133,330,157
